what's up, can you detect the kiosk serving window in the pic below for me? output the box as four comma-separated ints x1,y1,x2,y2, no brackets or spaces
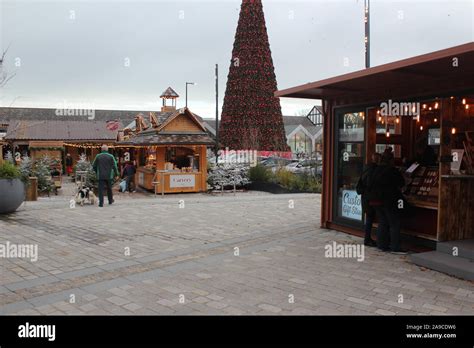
335,110,365,223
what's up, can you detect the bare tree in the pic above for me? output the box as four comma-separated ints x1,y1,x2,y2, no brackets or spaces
0,45,15,88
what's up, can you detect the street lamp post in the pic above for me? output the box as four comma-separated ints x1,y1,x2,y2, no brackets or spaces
185,82,196,108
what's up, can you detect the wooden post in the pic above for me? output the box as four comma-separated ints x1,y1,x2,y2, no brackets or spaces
437,97,455,241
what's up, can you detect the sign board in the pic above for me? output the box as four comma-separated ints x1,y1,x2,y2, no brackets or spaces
341,190,362,221
406,162,420,175
170,175,195,188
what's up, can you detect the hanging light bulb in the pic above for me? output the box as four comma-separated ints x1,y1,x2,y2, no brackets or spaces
428,107,432,111
434,102,439,109
462,98,466,105
378,116,382,122
386,130,390,138
417,115,420,122
466,104,470,110
422,104,427,109
395,117,400,124
434,118,438,123
420,125,423,131
451,127,456,135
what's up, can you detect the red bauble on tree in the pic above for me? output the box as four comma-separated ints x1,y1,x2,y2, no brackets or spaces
219,0,289,152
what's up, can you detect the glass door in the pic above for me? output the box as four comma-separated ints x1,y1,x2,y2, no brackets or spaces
333,109,366,226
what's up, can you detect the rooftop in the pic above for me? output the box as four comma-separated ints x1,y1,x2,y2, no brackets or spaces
276,42,474,103
5,120,122,141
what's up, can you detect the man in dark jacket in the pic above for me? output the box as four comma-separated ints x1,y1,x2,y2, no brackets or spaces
92,145,119,207
367,152,407,254
357,153,381,247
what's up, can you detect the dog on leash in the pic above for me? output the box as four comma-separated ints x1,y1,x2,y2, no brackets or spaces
75,187,97,206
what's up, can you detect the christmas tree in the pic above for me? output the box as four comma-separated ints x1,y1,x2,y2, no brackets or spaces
5,151,14,164
32,156,53,193
219,0,289,152
19,155,33,184
74,153,97,189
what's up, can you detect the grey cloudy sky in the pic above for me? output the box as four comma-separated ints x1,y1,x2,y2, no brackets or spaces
0,0,473,117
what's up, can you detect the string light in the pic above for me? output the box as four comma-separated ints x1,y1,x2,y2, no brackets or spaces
386,130,390,138
451,127,456,135
434,102,439,109
434,118,437,123
420,126,423,131
462,98,466,105
466,105,470,110
422,104,427,109
395,117,400,124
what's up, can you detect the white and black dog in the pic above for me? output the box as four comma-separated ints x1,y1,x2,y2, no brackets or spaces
75,187,97,206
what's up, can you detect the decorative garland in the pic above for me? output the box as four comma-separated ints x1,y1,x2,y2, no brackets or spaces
29,147,65,152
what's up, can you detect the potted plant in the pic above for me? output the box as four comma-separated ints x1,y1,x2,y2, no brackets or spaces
0,161,25,214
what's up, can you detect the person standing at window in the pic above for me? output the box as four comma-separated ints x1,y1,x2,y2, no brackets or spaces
368,152,407,254
357,153,381,247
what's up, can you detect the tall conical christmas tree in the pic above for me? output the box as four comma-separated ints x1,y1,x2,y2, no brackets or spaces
219,0,289,152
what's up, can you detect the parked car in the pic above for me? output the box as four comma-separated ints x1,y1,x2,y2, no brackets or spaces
260,157,296,169
285,159,322,178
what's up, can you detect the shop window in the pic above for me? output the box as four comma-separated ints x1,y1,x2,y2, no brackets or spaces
335,111,365,223
376,144,402,158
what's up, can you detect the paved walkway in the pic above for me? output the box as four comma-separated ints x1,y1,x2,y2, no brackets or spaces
0,192,473,315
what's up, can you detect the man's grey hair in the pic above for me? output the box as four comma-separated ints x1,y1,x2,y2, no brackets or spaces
101,144,109,152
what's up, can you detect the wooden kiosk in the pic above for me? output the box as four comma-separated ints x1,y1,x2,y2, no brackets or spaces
276,43,474,245
119,100,214,194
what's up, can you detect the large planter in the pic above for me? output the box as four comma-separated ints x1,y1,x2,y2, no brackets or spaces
0,179,25,214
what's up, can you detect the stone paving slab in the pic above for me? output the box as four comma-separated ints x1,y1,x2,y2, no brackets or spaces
1,193,474,315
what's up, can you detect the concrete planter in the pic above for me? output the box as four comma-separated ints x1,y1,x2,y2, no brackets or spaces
0,179,25,214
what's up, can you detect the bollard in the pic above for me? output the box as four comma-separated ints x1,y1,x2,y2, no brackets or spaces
26,177,38,201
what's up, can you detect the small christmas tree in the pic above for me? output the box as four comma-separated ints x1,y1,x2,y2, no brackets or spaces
32,155,53,193
19,155,33,184
74,153,97,188
5,151,14,164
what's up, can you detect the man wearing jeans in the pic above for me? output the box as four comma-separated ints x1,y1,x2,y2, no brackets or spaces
92,145,119,207
367,152,407,254
357,153,381,247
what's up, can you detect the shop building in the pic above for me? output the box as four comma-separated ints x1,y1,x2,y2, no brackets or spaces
276,43,474,278
118,89,214,194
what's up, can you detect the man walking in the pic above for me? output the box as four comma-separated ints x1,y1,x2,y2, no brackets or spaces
93,145,119,207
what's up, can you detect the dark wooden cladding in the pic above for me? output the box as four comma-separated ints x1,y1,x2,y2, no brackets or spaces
438,176,474,241
321,99,334,228
277,43,474,243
